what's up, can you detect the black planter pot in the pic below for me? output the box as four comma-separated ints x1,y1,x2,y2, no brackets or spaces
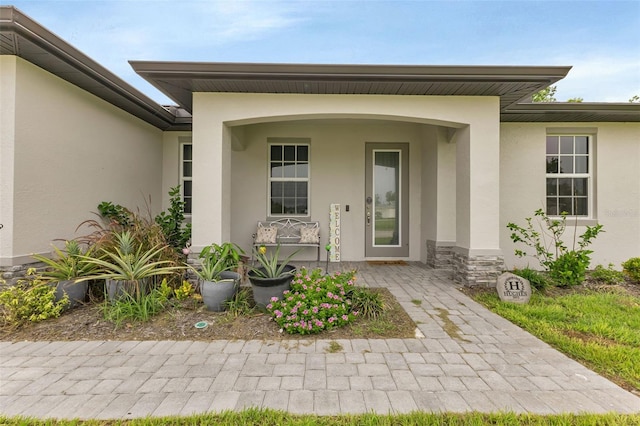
248,264,296,308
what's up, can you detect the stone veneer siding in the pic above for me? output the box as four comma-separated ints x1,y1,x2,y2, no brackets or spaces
453,251,505,287
426,240,454,269
0,261,47,286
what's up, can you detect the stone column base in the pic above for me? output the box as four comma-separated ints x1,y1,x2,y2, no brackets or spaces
426,240,455,269
453,248,505,287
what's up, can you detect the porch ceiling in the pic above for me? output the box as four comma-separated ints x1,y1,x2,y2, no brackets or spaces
129,61,572,114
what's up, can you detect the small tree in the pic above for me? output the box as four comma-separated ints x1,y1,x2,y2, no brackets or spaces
507,209,603,287
532,86,557,102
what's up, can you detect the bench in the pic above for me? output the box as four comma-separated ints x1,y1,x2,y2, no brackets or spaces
252,218,321,261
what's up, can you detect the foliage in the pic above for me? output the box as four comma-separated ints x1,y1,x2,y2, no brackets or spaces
102,282,170,327
347,286,385,319
192,242,244,281
32,240,97,280
473,289,640,392
79,230,183,299
200,242,245,270
512,267,551,291
251,244,299,278
549,251,591,287
97,201,133,227
0,270,68,325
192,256,231,282
267,268,359,335
174,280,194,300
507,209,604,286
532,85,557,102
225,287,254,318
590,264,626,285
3,411,640,426
97,186,191,253
622,257,640,282
567,97,583,103
154,185,192,251
630,95,640,103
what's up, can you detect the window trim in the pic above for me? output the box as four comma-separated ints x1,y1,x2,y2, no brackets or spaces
179,138,192,216
545,131,596,219
267,138,311,218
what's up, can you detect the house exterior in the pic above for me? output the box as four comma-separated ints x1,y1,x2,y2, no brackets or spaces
1,6,639,286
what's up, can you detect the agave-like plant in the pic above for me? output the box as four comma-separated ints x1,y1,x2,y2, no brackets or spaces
250,244,299,278
78,230,184,299
32,240,97,281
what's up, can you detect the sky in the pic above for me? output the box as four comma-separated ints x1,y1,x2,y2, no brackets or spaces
8,0,640,105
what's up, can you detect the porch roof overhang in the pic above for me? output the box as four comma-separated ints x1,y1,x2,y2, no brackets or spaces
0,6,190,131
129,60,572,114
500,102,640,122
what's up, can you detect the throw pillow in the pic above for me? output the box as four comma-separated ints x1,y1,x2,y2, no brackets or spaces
299,227,320,244
255,225,277,244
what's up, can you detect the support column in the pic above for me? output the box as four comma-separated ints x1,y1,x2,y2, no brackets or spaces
453,112,504,286
191,94,232,253
423,125,457,269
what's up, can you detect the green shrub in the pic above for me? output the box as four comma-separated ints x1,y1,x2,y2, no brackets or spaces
102,284,169,327
512,267,551,290
507,209,603,287
174,280,194,301
549,251,590,287
348,287,386,319
267,268,358,335
0,270,69,325
622,257,640,282
225,287,254,318
154,185,192,251
590,264,625,285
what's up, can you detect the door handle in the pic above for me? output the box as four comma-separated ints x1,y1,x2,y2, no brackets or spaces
366,210,371,225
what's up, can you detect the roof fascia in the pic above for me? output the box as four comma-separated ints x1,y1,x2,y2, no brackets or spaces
130,60,571,82
1,6,177,129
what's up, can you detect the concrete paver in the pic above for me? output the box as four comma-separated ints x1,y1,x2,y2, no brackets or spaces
1,263,639,419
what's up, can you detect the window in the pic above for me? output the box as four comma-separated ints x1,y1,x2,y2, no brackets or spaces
268,140,309,216
545,135,591,216
180,141,192,214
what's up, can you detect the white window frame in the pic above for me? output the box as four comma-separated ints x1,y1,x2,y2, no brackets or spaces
545,132,594,218
267,138,310,218
179,138,192,216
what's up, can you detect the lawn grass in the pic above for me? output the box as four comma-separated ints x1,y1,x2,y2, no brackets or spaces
2,410,640,425
473,289,640,391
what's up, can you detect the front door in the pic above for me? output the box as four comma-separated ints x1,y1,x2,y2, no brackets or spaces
365,143,409,257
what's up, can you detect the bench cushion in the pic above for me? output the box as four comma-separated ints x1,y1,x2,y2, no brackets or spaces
299,227,320,244
255,225,277,244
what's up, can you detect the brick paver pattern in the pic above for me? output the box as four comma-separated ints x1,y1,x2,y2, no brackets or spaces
1,263,639,419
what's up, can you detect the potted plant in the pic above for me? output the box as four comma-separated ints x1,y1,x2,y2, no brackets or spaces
32,240,97,308
192,242,243,311
78,230,183,301
248,244,298,308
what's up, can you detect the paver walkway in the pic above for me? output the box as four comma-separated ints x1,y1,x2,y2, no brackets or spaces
1,263,639,419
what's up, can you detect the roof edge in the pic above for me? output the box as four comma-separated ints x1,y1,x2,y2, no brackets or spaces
1,6,178,130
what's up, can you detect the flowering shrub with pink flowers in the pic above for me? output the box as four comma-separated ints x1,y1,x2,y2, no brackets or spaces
266,268,359,335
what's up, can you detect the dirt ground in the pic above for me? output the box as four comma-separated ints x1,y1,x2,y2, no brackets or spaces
0,287,418,342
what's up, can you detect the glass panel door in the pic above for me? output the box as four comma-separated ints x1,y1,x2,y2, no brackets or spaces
365,143,409,258
373,150,400,246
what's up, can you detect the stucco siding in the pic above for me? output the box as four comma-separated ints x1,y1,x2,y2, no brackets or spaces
192,92,502,262
500,122,640,270
4,57,163,265
228,120,427,261
0,56,17,264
